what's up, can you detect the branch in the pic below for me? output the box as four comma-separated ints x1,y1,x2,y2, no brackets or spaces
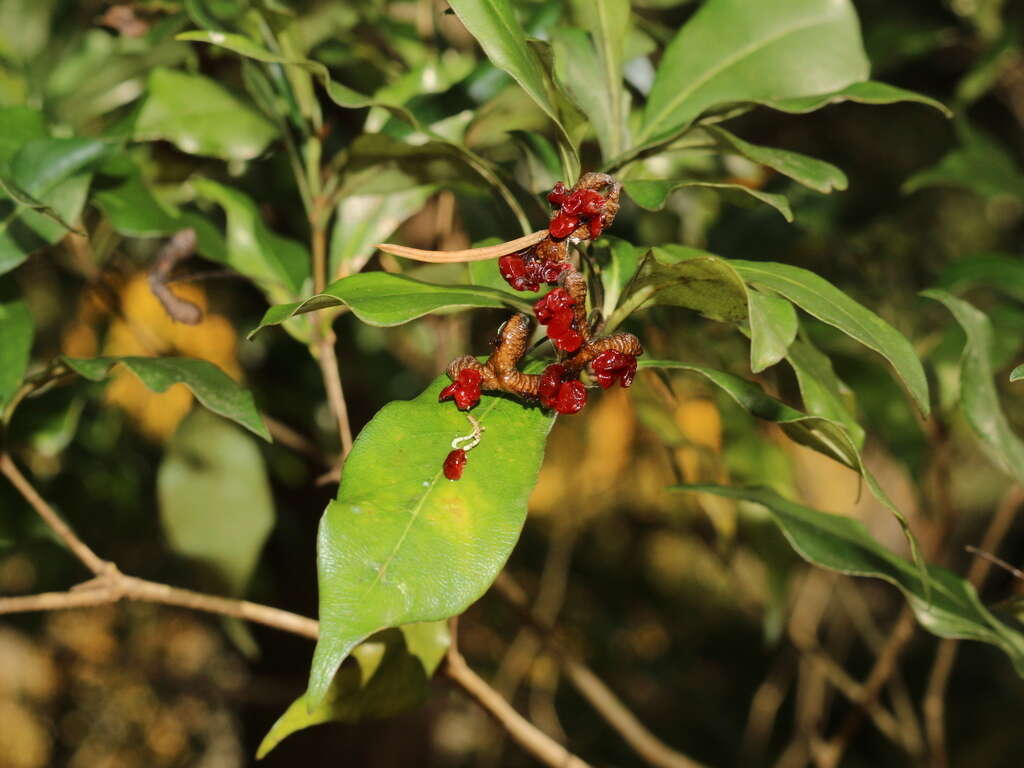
493,573,709,768
922,483,1024,768
314,330,354,457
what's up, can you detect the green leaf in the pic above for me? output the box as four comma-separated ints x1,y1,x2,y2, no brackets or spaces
638,0,869,146
639,360,860,471
623,179,794,222
0,106,47,170
63,356,270,441
937,253,1024,303
0,277,33,410
748,291,798,373
768,80,952,117
1011,364,1024,383
329,185,437,280
307,374,555,707
158,409,275,595
258,623,448,759
672,484,1024,675
705,126,848,194
922,290,1024,486
599,236,641,319
904,123,1024,200
446,0,583,180
133,67,278,161
786,337,865,448
731,260,930,416
192,179,310,300
249,272,531,337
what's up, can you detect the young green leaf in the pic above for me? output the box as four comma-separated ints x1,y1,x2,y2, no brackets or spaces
259,624,448,759
768,80,953,117
748,291,798,373
133,68,278,161
446,0,583,180
0,277,33,411
307,374,555,707
732,260,930,416
672,484,1024,676
63,356,270,441
922,290,1024,486
638,0,869,146
249,272,532,337
158,409,275,596
623,179,794,222
192,180,310,301
705,126,848,194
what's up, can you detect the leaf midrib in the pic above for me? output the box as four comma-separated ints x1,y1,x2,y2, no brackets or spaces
641,7,845,143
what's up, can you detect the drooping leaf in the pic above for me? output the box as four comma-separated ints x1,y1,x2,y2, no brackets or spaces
308,374,555,707
705,126,848,194
747,291,798,373
158,409,275,595
599,236,641,319
768,80,952,117
623,179,794,222
672,484,1024,676
192,179,310,301
63,356,269,441
0,277,33,410
258,623,449,759
133,68,278,161
446,0,584,180
638,0,869,146
0,176,82,234
329,185,437,279
732,259,930,415
923,290,1024,486
937,254,1024,303
249,272,532,337
786,337,865,448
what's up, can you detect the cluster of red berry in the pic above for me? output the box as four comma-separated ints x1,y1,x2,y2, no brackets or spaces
436,174,640,479
546,182,609,240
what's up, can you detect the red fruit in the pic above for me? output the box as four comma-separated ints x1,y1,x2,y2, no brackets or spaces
547,181,569,206
588,215,604,239
553,328,583,353
499,253,539,292
590,350,638,389
562,189,605,217
539,260,571,283
443,449,467,480
554,379,587,414
538,364,566,406
549,212,580,239
439,368,483,410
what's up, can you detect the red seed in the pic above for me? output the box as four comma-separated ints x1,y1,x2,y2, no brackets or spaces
549,213,579,239
554,380,587,414
590,349,638,389
439,368,483,410
443,449,467,480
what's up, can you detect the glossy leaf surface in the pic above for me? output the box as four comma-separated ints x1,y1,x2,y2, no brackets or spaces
706,126,848,194
747,291,798,373
624,179,793,221
308,374,555,707
64,356,269,441
250,272,531,337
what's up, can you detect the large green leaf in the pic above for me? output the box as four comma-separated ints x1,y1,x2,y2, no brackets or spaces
786,337,865,448
672,484,1024,675
923,290,1024,486
0,277,33,410
249,272,532,337
638,0,869,146
192,179,310,301
747,291,798,373
731,260,930,415
158,409,275,595
705,126,848,194
0,106,47,170
63,356,270,441
133,68,278,161
329,185,437,280
446,0,583,180
308,374,555,707
259,623,448,759
624,179,793,222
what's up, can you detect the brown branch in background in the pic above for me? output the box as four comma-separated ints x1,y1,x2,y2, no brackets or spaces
263,413,332,467
1,452,593,768
315,331,354,458
493,573,709,768
922,484,1024,768
148,228,202,325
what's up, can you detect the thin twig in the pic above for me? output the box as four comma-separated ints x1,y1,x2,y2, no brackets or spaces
315,330,354,457
922,484,1024,768
263,414,332,466
493,573,709,768
149,229,202,325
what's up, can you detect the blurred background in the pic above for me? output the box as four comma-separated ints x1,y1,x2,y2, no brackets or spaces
1,1,1024,767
